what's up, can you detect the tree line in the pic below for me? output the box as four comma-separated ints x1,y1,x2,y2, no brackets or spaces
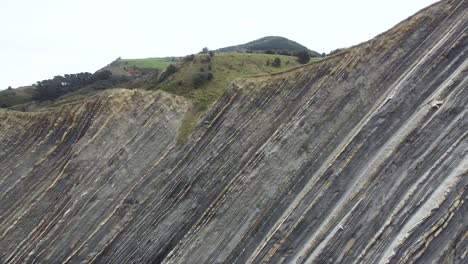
33,71,112,101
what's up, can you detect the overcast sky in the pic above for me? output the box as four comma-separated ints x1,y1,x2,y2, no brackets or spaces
0,0,439,89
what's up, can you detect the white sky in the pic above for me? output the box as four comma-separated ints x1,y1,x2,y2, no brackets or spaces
0,0,439,89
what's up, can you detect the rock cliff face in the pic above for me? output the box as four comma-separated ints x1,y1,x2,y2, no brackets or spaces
0,0,467,263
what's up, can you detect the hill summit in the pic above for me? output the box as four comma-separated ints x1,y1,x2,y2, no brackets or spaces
217,36,320,56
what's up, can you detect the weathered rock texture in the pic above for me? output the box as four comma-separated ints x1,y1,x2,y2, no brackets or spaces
0,0,467,263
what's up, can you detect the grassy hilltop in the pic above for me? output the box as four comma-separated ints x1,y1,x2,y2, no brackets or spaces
154,52,313,111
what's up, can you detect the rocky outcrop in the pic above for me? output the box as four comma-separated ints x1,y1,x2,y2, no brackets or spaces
0,0,467,263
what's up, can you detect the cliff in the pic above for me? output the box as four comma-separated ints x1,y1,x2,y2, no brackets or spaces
0,0,467,263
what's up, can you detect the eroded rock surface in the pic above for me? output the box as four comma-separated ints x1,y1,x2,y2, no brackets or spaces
0,0,467,263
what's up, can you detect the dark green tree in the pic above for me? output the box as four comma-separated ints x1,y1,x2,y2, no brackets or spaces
158,64,177,83
296,50,310,64
184,54,195,61
272,57,281,67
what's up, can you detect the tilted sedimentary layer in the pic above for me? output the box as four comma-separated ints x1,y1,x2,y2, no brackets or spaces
0,0,467,263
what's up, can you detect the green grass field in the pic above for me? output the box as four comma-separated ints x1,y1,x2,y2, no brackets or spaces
154,52,317,111
121,58,176,69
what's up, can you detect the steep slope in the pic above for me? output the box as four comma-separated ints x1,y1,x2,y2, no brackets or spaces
217,36,320,56
0,0,467,263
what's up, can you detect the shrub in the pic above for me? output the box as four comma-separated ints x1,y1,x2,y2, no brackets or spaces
158,64,177,83
192,73,213,87
110,57,122,66
296,50,310,64
201,56,211,63
184,54,195,61
165,64,177,75
94,70,112,80
271,57,281,67
192,74,206,87
209,51,215,57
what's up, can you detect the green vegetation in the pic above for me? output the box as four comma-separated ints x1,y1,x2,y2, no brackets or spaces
33,71,112,101
1,49,321,142
153,52,309,111
120,58,175,69
217,36,321,57
0,88,33,108
147,52,318,142
177,107,202,144
296,50,311,64
272,57,282,67
101,57,176,77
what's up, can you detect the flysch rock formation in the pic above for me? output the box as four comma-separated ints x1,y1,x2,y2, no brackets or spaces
0,0,466,263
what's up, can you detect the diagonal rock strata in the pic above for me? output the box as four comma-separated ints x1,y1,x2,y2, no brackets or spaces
0,0,467,263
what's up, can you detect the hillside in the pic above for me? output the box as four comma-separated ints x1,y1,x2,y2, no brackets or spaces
153,52,311,110
100,57,176,76
150,52,312,142
217,36,321,56
0,86,34,108
0,53,307,112
0,0,466,263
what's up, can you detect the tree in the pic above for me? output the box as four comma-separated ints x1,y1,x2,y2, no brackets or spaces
33,71,113,101
158,64,177,83
165,64,177,75
272,57,281,67
94,70,112,81
209,51,215,57
192,73,213,87
110,57,122,66
184,54,195,61
192,74,206,87
7,86,12,90
296,50,310,64
201,47,209,53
